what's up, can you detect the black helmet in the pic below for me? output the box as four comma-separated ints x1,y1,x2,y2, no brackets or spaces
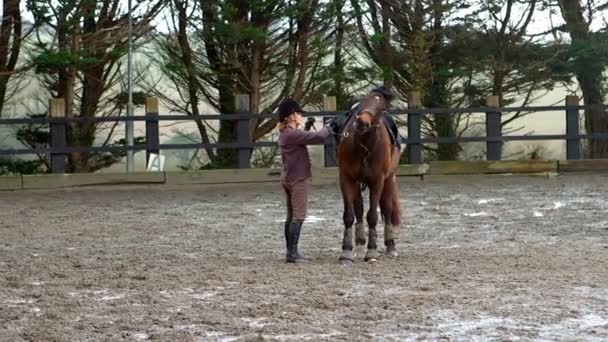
278,98,305,122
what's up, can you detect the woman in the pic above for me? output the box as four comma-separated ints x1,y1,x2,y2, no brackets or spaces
277,98,334,263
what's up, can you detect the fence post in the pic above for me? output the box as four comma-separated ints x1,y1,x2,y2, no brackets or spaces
323,95,337,167
49,98,67,174
235,94,251,168
145,97,160,166
565,95,580,160
485,95,502,161
407,91,423,164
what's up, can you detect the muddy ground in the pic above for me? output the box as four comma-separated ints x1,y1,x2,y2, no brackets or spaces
1,174,607,341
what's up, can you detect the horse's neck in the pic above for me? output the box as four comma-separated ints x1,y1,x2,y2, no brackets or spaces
355,125,381,153
356,135,375,154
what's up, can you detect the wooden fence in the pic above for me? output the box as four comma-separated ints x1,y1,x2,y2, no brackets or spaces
0,91,607,174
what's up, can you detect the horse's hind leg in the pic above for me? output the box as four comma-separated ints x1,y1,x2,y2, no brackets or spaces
353,189,366,259
380,175,399,258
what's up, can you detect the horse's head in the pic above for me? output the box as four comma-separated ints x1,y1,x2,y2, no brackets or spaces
354,90,387,136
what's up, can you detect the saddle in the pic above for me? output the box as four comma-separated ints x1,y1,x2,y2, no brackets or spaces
330,108,401,149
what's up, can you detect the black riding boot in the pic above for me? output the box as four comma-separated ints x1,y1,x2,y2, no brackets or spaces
292,220,306,261
285,220,305,263
284,219,291,247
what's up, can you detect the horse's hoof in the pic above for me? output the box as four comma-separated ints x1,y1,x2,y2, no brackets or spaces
365,250,379,262
340,250,353,261
353,246,366,259
366,257,378,263
339,259,353,266
286,257,306,264
385,249,399,258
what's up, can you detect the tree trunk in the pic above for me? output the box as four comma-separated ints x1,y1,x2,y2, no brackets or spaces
292,0,314,100
0,0,21,117
559,0,608,158
579,75,608,157
333,0,347,110
426,74,458,160
380,2,393,87
173,0,216,163
201,0,239,168
56,17,78,172
428,0,458,161
216,77,238,167
77,66,105,172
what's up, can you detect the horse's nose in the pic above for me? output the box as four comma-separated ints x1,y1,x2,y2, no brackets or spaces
356,116,370,128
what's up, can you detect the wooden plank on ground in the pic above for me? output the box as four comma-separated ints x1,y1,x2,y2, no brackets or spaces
396,164,429,176
22,172,165,189
428,160,557,175
558,159,608,172
318,167,338,180
316,164,428,179
165,168,280,185
311,164,428,185
0,176,22,191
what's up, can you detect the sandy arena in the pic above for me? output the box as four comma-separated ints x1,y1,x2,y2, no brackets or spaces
1,174,607,341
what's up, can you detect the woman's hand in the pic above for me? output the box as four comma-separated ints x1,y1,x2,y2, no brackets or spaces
304,117,315,131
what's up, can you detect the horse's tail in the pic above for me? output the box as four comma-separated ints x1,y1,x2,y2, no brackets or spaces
390,180,401,226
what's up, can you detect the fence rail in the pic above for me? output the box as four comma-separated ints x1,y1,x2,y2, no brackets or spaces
1,92,607,173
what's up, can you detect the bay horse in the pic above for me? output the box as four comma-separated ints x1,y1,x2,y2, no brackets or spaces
335,90,402,264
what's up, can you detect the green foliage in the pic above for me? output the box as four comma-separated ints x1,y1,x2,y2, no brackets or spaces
370,33,385,46
33,50,99,74
15,114,49,151
112,136,147,149
114,91,149,107
250,146,279,168
0,158,46,175
10,112,147,173
0,114,49,175
549,32,608,80
214,23,269,44
15,0,608,167
108,47,126,60
80,136,147,172
26,0,51,26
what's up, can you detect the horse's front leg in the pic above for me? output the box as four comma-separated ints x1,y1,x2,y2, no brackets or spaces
353,188,366,259
339,177,359,265
365,181,384,262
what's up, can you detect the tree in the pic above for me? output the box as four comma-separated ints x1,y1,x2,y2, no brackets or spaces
350,0,395,89
312,0,376,110
552,0,608,157
8,111,147,173
454,0,565,158
352,0,508,161
354,0,568,161
356,0,470,160
0,0,26,116
26,0,164,172
148,0,333,168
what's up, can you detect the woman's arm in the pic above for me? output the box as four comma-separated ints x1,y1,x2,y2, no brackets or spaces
284,126,331,145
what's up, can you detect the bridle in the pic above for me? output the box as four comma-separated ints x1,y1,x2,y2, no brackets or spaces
355,94,383,132
355,110,380,130
344,94,385,156
353,109,382,158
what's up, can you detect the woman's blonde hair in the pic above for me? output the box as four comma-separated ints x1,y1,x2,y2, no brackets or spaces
277,115,290,131
277,120,288,131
